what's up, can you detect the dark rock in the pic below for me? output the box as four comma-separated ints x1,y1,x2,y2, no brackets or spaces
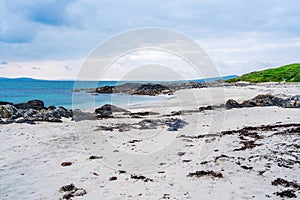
131,175,153,182
60,184,76,192
109,176,117,181
14,99,45,110
241,94,285,107
199,105,213,111
274,190,296,198
272,178,300,190
0,101,13,105
56,106,72,118
129,111,159,116
94,126,114,131
284,95,300,108
15,119,35,124
59,183,87,199
233,140,262,151
89,156,103,160
187,170,223,178
226,99,242,109
95,86,114,93
133,84,173,96
61,162,72,166
47,105,56,110
95,104,129,117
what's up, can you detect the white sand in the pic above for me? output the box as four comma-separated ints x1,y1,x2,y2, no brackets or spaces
0,84,299,199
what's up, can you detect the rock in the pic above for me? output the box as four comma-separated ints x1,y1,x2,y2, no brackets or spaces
131,175,153,182
284,95,300,108
187,170,223,178
61,162,72,166
0,105,16,118
133,84,173,96
56,106,73,118
274,190,296,198
241,94,285,107
130,111,159,116
95,86,114,93
109,176,117,181
14,99,45,110
47,105,56,110
199,105,213,111
226,99,242,109
0,101,13,105
95,104,129,117
72,109,97,121
89,155,103,159
59,183,87,199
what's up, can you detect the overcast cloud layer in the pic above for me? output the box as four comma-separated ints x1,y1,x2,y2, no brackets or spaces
0,0,299,80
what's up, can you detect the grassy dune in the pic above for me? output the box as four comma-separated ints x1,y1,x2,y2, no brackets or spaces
226,63,300,83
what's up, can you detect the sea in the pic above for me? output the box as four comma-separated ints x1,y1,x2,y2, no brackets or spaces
0,76,236,110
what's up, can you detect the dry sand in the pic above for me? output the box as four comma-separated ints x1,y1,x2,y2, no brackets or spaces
0,83,299,199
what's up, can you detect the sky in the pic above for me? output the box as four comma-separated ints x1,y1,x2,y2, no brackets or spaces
0,0,300,80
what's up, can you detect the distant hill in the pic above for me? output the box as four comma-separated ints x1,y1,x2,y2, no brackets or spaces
225,63,300,83
0,77,43,81
0,75,237,83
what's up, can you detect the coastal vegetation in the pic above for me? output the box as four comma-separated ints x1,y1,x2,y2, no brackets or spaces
226,63,300,83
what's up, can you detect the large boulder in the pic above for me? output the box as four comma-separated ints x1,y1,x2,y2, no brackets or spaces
226,99,242,109
14,100,45,110
95,104,129,117
241,94,285,107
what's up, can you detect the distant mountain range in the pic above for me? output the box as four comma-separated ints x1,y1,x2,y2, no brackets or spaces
0,75,237,82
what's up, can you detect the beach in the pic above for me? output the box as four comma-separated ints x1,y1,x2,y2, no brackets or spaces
1,83,299,199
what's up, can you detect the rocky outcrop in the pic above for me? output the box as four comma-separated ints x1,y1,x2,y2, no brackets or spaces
0,100,72,124
132,84,173,96
226,94,300,109
95,104,130,118
14,100,45,110
94,83,173,96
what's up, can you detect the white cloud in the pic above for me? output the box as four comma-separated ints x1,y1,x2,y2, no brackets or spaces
0,0,299,79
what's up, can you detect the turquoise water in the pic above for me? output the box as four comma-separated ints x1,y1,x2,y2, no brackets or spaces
0,79,167,109
0,76,236,109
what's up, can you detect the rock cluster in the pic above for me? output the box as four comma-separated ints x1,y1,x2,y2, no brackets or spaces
59,183,87,199
94,83,174,96
0,100,72,124
226,94,300,109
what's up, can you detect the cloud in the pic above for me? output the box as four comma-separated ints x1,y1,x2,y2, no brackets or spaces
0,0,299,79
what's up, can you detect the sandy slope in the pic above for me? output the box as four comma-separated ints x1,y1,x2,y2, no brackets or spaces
0,84,299,199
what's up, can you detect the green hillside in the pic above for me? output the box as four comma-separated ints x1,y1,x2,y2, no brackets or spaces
226,63,300,83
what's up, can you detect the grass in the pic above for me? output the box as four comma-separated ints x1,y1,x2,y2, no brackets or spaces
225,63,300,83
